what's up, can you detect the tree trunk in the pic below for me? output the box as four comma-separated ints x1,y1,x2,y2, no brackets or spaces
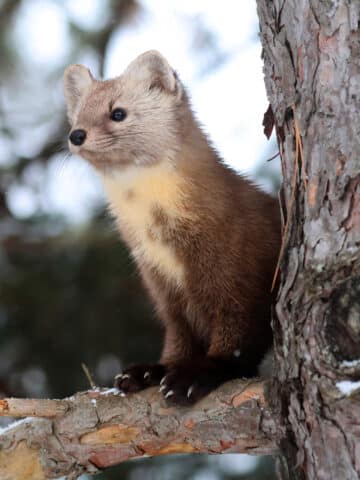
256,1,360,479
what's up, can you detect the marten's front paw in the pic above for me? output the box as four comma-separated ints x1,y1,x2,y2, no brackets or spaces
160,360,224,406
114,363,166,393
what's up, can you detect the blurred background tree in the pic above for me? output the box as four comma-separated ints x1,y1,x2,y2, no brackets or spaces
0,0,279,478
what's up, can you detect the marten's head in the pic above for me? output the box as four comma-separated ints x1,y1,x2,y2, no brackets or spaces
63,51,188,171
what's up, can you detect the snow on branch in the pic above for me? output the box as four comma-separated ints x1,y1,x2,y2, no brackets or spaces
0,379,281,479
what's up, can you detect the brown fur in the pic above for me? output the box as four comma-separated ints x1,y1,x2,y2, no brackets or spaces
63,51,281,403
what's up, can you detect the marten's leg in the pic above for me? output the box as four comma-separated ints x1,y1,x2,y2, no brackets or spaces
115,307,200,393
160,311,269,405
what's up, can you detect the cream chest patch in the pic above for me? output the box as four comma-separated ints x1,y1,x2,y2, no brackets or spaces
102,163,190,286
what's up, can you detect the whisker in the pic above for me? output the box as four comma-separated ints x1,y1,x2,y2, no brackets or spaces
113,130,153,137
55,141,68,154
86,130,156,152
53,156,68,178
93,141,116,150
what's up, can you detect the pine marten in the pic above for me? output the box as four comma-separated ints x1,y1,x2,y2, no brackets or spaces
63,51,281,405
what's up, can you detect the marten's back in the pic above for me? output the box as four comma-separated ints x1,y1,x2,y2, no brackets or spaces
133,157,281,362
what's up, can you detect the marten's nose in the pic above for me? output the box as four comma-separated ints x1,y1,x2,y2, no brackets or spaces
69,129,86,146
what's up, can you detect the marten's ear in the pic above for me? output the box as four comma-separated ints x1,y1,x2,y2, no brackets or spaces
63,65,93,122
125,50,179,94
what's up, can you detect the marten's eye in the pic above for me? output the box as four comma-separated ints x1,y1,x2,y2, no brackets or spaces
110,108,127,122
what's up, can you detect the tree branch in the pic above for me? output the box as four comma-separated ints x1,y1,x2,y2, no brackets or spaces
0,398,69,418
0,380,281,479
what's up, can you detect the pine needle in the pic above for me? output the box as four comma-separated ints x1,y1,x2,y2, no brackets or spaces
271,104,305,291
81,363,96,389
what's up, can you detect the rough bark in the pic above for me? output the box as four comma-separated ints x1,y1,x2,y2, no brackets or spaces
0,380,281,479
256,1,360,479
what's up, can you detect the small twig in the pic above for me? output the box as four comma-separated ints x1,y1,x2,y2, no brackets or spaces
266,151,280,162
81,363,96,389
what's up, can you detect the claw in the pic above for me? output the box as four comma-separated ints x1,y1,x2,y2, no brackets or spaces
160,376,167,386
187,385,194,398
115,373,130,381
159,385,166,393
165,390,174,399
144,371,150,379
